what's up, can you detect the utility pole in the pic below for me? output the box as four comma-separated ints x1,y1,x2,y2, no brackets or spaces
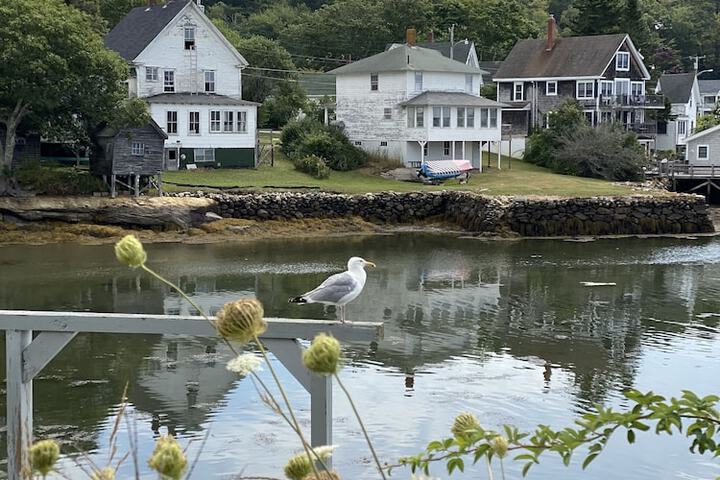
449,24,455,60
691,55,706,71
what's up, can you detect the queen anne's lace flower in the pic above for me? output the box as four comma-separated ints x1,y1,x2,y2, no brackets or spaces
226,353,262,375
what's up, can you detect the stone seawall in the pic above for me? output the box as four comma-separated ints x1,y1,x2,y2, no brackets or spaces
173,191,714,236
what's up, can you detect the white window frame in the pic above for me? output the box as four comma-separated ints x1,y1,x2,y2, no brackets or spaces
432,107,441,127
415,72,423,92
370,73,378,91
583,110,595,125
467,108,475,128
194,148,215,163
443,141,451,156
210,110,221,132
223,111,234,132
616,51,630,71
237,111,247,133
204,71,215,93
698,144,710,160
489,108,498,128
546,81,557,96
131,142,144,156
163,70,175,93
704,95,717,105
600,80,614,97
601,111,613,124
442,107,451,128
184,26,196,50
465,74,473,94
480,108,489,128
678,120,687,135
383,107,392,120
631,81,644,97
457,107,465,128
189,111,200,135
166,111,177,134
576,80,595,99
513,82,524,101
145,66,159,82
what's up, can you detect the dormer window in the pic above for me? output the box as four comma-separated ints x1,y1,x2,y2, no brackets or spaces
616,51,630,71
184,26,196,50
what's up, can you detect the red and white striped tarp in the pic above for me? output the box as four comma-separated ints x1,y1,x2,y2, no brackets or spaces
423,160,472,176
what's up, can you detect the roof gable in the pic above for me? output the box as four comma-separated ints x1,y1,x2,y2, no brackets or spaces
105,0,189,61
658,73,696,104
684,124,720,143
699,79,720,95
329,45,483,75
494,34,647,80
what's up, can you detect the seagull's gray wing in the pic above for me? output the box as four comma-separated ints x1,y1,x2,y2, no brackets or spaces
303,271,358,304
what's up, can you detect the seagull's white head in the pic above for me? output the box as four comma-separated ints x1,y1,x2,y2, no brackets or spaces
347,256,376,271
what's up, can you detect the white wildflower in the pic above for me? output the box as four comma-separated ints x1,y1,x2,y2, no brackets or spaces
311,445,337,461
225,353,262,375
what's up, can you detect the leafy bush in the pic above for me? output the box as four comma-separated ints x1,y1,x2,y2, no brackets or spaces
280,119,367,171
14,161,106,195
554,124,647,181
293,154,330,179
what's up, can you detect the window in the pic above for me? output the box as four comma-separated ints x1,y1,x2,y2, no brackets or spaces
489,108,498,128
467,108,475,127
164,70,175,92
195,148,215,163
631,81,644,97
455,107,474,128
145,67,159,82
678,120,687,135
698,145,709,160
457,107,465,127
546,81,557,96
407,107,424,127
616,51,630,71
184,26,196,50
443,141,451,156
465,74,473,93
433,107,441,127
166,111,177,134
223,111,234,132
480,108,489,128
370,73,378,91
601,111,613,123
704,95,717,105
577,80,594,99
354,141,362,146
584,111,594,125
380,141,388,147
415,72,423,91
513,82,524,101
210,110,221,132
131,142,144,156
189,111,200,134
384,107,392,120
204,71,215,93
600,81,614,97
237,111,247,133
442,107,450,127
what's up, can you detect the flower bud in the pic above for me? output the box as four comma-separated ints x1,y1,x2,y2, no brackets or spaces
148,435,187,480
451,412,480,440
284,452,312,480
30,439,60,476
491,435,509,458
215,299,267,344
114,235,147,268
302,333,341,375
91,467,116,480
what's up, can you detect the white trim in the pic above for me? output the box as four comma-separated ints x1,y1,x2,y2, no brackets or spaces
631,81,644,95
600,80,614,96
684,123,720,142
615,51,630,71
602,35,651,80
698,144,710,160
576,80,595,99
494,76,602,82
513,82,524,101
546,80,558,96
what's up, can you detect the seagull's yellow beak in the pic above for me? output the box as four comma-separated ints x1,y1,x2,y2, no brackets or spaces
365,261,377,268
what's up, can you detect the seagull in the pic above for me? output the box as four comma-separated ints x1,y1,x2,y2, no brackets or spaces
289,257,376,322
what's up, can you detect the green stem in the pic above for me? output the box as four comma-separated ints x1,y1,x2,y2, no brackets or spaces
255,336,320,479
333,373,387,480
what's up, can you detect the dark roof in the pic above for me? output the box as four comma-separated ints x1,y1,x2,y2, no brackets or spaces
415,41,472,63
329,45,483,75
658,73,696,104
478,61,502,84
400,91,506,108
105,0,189,61
494,34,630,79
699,79,720,95
146,93,259,106
298,72,336,97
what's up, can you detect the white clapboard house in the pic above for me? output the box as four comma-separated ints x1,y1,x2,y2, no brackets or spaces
105,0,258,170
329,31,505,169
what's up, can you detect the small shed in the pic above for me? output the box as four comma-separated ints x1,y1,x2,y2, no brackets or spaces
684,124,720,165
92,120,167,197
0,128,41,168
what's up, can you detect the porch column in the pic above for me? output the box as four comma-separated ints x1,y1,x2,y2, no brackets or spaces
462,141,466,160
451,141,456,160
497,141,502,170
418,140,427,166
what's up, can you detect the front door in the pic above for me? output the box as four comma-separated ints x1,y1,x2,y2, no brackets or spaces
165,149,179,170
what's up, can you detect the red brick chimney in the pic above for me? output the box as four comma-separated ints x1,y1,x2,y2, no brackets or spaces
406,28,417,46
547,14,558,51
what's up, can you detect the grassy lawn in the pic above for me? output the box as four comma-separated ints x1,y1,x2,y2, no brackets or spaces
163,149,651,197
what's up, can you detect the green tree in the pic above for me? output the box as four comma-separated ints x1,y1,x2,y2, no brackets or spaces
259,81,308,129
695,114,719,133
99,0,145,29
0,0,135,192
238,2,310,41
566,0,622,35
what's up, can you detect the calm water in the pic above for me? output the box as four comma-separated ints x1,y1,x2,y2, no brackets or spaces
1,234,720,479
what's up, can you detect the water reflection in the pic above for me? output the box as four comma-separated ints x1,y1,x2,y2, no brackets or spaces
0,235,719,478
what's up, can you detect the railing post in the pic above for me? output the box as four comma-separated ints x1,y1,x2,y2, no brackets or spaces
6,330,33,480
310,374,332,453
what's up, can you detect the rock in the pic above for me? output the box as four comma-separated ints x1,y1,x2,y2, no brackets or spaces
205,211,223,221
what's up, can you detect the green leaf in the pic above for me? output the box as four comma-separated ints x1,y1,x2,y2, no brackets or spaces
447,457,465,474
582,454,599,469
627,429,636,444
522,462,534,477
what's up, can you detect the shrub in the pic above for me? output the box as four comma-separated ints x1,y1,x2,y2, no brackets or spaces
14,161,106,195
280,118,322,156
293,154,330,179
280,119,367,171
554,124,647,181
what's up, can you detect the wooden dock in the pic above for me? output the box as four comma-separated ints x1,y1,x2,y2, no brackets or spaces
647,162,720,196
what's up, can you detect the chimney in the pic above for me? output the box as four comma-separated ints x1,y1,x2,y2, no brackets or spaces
546,14,557,51
427,31,434,43
406,28,417,47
